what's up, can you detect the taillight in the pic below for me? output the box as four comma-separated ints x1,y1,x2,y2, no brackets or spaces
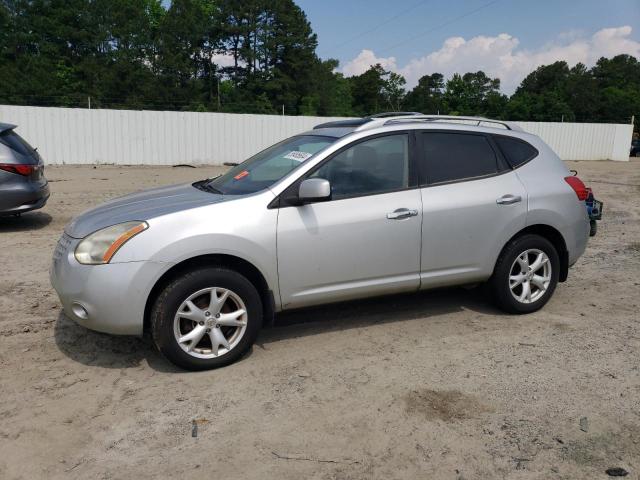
0,164,37,176
564,176,588,201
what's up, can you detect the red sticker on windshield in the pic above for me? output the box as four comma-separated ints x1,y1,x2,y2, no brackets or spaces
234,170,249,180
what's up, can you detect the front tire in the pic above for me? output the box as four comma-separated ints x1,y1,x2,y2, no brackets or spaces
151,267,262,370
489,234,560,314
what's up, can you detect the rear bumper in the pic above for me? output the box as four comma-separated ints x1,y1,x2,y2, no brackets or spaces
567,216,590,267
0,181,50,215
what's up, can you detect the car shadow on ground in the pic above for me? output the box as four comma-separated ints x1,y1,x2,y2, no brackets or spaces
0,211,52,232
54,286,505,373
53,312,183,373
258,286,503,344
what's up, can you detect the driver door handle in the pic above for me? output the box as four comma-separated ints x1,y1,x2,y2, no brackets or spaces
387,208,418,220
496,194,522,205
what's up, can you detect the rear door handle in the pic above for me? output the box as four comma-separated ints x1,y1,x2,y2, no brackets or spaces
496,194,522,205
387,208,418,220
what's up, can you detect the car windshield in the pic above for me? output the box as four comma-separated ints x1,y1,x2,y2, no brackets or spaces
205,134,336,195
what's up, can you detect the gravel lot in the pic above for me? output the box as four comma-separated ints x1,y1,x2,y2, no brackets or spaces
1,160,639,480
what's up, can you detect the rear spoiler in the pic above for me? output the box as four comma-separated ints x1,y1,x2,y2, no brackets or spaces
0,122,17,134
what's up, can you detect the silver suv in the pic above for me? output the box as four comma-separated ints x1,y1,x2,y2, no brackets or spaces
50,114,599,370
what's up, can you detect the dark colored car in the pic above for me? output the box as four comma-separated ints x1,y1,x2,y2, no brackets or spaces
631,139,640,157
0,123,49,216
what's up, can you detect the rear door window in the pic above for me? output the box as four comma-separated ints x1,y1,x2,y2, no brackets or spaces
493,135,538,168
420,132,498,185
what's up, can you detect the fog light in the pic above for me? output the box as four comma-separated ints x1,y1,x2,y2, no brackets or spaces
71,302,89,320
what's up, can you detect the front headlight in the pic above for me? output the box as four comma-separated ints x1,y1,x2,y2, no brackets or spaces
74,221,148,265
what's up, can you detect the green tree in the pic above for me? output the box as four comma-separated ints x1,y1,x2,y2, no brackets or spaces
598,86,639,124
508,55,639,127
348,64,407,115
262,0,319,114
90,0,165,108
1,0,638,126
506,91,574,122
348,64,387,116
382,71,406,111
504,92,534,120
591,54,640,90
515,61,570,96
403,73,445,114
591,55,640,126
564,63,599,122
443,71,505,116
0,0,91,106
301,59,353,116
155,0,209,107
508,61,576,122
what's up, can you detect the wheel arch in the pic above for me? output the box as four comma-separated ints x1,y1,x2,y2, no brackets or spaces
498,224,569,282
143,254,276,333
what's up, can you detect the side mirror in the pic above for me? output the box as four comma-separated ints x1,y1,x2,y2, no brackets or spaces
298,178,331,203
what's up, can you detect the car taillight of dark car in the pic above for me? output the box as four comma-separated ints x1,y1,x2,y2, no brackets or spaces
0,164,39,176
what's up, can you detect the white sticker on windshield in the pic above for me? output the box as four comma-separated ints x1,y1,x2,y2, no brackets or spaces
284,151,312,162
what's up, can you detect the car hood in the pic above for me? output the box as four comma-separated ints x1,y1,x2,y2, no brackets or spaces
65,183,227,238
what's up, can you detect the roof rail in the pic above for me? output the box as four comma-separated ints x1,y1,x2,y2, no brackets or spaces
367,112,423,119
383,115,523,132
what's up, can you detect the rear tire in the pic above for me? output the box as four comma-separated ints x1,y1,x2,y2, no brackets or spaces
151,267,262,370
489,234,559,314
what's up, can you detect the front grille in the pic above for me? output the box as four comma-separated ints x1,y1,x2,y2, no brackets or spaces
53,233,73,261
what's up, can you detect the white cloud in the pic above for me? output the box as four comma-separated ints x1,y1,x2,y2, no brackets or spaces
341,49,398,77
340,26,640,94
212,52,236,68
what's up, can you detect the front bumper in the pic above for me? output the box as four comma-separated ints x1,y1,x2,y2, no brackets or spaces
50,234,170,335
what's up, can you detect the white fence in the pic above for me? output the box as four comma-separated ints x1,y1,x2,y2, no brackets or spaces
518,121,633,162
0,105,634,164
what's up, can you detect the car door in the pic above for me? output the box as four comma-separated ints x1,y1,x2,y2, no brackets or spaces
417,130,528,288
276,132,423,309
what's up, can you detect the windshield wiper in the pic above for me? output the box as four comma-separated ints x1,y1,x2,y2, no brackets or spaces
193,180,223,194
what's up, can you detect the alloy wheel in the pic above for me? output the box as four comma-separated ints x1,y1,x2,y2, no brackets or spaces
508,249,552,304
173,287,248,359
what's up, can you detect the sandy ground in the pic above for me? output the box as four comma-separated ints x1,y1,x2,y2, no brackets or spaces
0,160,639,480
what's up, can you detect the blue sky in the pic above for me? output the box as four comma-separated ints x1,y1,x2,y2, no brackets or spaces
296,0,640,92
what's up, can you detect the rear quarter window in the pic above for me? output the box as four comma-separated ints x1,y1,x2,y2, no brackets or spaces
493,135,538,168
